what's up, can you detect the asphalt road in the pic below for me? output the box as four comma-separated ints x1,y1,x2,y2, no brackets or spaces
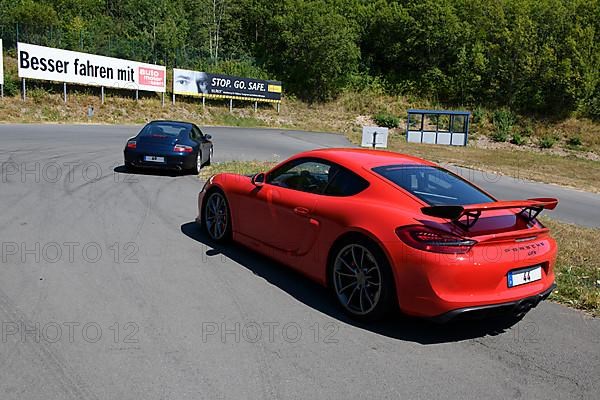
0,124,598,400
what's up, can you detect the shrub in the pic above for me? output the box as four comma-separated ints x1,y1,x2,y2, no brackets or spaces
29,87,50,103
511,132,527,146
373,112,399,128
566,136,582,147
521,124,534,137
539,136,557,149
3,70,20,97
491,108,515,142
472,106,486,124
491,130,509,142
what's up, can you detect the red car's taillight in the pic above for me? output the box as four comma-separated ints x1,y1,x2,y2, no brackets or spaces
126,140,136,149
395,225,477,254
174,144,193,153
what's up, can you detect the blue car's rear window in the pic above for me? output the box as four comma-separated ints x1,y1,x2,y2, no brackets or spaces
140,122,190,137
372,165,495,206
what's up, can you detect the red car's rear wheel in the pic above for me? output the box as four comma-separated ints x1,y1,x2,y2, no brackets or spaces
331,239,395,321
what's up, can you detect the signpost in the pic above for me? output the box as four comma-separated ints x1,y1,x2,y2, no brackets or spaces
361,126,389,148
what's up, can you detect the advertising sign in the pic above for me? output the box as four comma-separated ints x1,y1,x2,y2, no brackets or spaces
173,68,281,102
17,42,166,92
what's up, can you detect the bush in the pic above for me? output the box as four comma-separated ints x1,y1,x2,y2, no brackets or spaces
581,86,600,121
566,136,582,147
521,124,534,137
3,70,20,97
472,106,486,124
539,136,557,149
29,87,50,103
491,108,515,142
491,130,509,142
511,132,527,146
373,112,399,128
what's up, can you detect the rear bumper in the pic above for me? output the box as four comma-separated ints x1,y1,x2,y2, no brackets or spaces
386,234,558,318
124,149,196,170
430,283,556,323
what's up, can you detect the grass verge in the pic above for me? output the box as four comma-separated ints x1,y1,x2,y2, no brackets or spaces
542,218,600,316
199,162,600,316
199,160,277,180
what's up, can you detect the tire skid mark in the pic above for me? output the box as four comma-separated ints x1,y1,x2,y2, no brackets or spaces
0,288,99,400
105,176,224,399
208,262,281,400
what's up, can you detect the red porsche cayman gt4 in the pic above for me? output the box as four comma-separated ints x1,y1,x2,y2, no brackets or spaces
197,149,558,322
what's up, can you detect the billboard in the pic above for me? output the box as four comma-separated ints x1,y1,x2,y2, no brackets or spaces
0,39,4,85
17,42,166,92
173,68,281,102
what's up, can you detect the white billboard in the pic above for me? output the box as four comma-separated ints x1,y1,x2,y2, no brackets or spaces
0,39,4,85
17,42,166,92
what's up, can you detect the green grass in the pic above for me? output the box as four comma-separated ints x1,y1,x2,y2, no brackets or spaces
199,160,278,180
210,112,264,128
543,218,600,316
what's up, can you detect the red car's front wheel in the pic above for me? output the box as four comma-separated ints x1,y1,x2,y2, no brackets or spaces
203,190,231,242
330,238,395,321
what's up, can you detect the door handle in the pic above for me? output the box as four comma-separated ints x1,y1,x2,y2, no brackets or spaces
294,207,310,216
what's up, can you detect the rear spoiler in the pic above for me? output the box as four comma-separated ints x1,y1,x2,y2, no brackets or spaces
421,198,558,229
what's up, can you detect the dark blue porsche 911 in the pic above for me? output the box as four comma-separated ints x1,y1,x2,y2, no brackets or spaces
124,120,213,173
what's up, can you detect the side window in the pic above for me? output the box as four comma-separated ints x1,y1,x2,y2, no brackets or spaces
268,159,331,194
324,167,369,196
191,126,201,140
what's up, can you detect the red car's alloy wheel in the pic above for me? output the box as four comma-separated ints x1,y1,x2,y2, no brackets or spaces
204,191,230,241
333,243,383,316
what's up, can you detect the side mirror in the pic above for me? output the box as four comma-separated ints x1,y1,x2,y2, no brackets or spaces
205,134,212,140
251,172,265,187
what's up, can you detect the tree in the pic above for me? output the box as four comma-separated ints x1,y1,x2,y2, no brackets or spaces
259,0,360,101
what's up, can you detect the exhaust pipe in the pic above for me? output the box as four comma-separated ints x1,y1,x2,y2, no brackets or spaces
513,299,538,319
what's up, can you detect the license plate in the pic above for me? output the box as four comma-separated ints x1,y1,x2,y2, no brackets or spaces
508,265,542,287
144,156,165,163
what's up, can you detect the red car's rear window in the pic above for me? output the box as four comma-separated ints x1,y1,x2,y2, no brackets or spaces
372,165,495,206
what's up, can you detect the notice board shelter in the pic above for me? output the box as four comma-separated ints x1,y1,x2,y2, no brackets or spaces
406,109,470,146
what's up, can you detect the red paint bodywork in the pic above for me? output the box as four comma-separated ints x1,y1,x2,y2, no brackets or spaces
197,149,558,318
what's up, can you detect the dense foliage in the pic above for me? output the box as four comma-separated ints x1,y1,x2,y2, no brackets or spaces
1,0,599,117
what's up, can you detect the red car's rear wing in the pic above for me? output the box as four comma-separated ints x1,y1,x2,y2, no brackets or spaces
421,198,558,229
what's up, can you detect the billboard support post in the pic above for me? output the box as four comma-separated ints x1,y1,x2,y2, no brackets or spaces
172,93,175,105
63,82,67,103
229,99,232,113
0,39,3,98
277,103,280,113
161,92,164,107
135,89,139,101
202,96,205,109
101,86,105,104
254,101,257,113
22,78,26,101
